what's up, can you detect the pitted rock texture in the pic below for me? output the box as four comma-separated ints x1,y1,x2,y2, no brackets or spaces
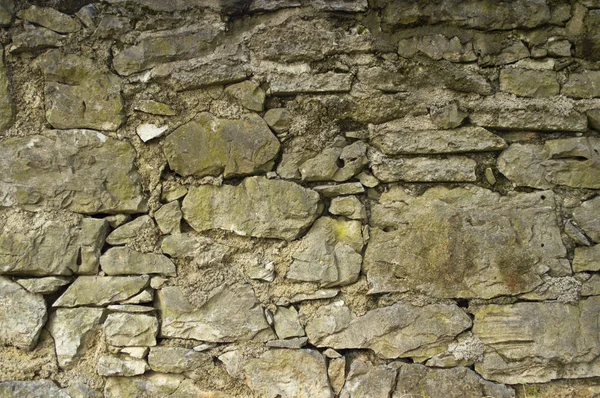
1,0,600,396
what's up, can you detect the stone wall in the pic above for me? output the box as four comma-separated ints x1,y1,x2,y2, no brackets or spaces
0,0,600,397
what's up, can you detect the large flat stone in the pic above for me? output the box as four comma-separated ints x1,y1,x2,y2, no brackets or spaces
269,72,353,95
470,95,588,132
499,68,559,98
0,380,70,398
104,374,199,398
151,57,248,91
163,113,280,178
370,123,506,155
100,247,176,276
53,276,150,307
473,298,600,383
40,51,123,131
370,155,477,183
497,138,600,189
181,177,320,240
104,312,158,347
340,360,397,398
365,187,568,298
392,364,515,398
47,307,105,369
0,130,147,214
306,300,471,360
0,277,47,350
156,283,272,343
0,210,107,276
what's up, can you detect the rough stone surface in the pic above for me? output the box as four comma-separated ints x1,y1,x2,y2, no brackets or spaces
498,138,600,189
340,360,397,398
0,47,12,132
306,300,471,359
47,307,105,369
0,277,47,350
53,276,150,307
104,312,158,347
148,347,209,373
473,298,600,383
573,197,600,243
106,215,155,246
573,245,600,273
163,113,280,178
16,276,71,294
156,283,271,342
182,177,320,240
269,72,353,95
499,68,560,97
329,196,365,220
0,130,147,213
100,247,176,276
18,6,80,33
97,355,149,376
366,187,567,297
0,380,70,398
41,51,124,131
287,217,363,287
0,210,108,276
371,155,477,183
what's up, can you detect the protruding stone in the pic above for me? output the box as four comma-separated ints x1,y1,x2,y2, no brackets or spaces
313,182,364,197
306,300,471,359
329,357,346,395
154,201,182,235
247,261,275,282
329,196,366,220
499,68,560,97
562,71,600,98
163,113,280,178
53,276,150,307
16,276,71,294
18,6,80,33
106,215,155,246
104,374,196,398
573,197,600,242
8,27,64,53
97,355,149,377
134,100,177,116
430,103,467,128
100,247,176,276
104,312,158,347
0,381,70,398
224,80,265,111
48,307,105,369
573,245,600,272
0,277,47,350
274,306,305,339
0,130,147,213
473,298,600,383
156,283,272,342
266,337,309,349
182,177,320,241
371,155,477,183
0,47,12,132
136,123,168,142
0,211,108,276
287,217,364,287
40,51,124,131
279,289,340,305
393,363,516,398
264,108,292,133
340,360,396,398
269,72,353,95
148,346,209,373
497,138,600,189
366,187,567,297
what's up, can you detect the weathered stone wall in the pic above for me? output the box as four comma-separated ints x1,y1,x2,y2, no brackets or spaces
1,0,600,397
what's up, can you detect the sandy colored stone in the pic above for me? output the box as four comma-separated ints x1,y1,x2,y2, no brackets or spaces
224,80,265,111
0,130,147,213
371,155,477,183
100,247,176,276
154,201,182,234
106,215,155,245
500,68,559,97
18,6,80,33
573,196,600,242
0,277,47,350
573,245,600,272
148,346,209,373
0,380,70,398
340,360,396,398
274,306,305,339
182,177,320,240
16,276,71,294
104,312,158,347
366,187,567,297
97,355,149,376
53,276,150,307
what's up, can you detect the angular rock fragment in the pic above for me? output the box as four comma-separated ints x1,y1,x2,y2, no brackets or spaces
329,196,365,220
156,283,272,342
398,35,477,63
154,201,182,234
163,113,280,178
473,298,600,383
313,183,364,197
104,374,199,398
0,47,12,131
497,138,600,189
264,108,292,133
430,102,467,128
499,68,559,97
136,123,168,142
182,177,320,240
471,95,587,132
0,277,47,350
287,217,363,287
0,130,146,213
366,187,568,297
562,71,600,98
269,72,353,95
299,141,368,182
106,215,155,245
134,100,177,116
266,337,309,349
53,276,150,307
279,289,340,305
370,123,506,155
274,306,305,339
0,380,70,398
306,300,471,359
113,21,224,76
573,245,600,272
328,357,345,395
151,57,248,91
573,196,600,242
16,276,71,294
311,0,367,12
40,51,124,131
240,349,333,398
224,80,265,112
340,360,397,398
582,275,600,296
18,6,80,33
100,247,176,276
97,355,149,376
8,27,64,53
104,312,158,347
0,211,108,276
47,307,105,369
392,363,515,398
371,155,477,183
148,346,209,373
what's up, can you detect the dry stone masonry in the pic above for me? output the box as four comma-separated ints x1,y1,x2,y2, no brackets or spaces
0,0,600,397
